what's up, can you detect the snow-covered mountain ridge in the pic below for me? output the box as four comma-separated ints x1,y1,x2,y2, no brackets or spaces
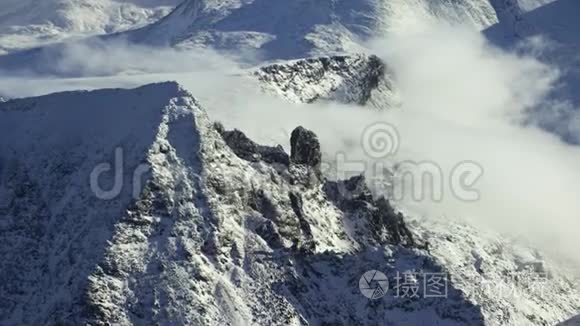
0,82,577,325
0,0,538,72
119,0,507,60
0,0,554,58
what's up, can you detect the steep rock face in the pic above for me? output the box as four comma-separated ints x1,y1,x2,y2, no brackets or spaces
290,127,321,168
323,175,415,248
214,122,290,166
254,54,400,109
0,82,578,325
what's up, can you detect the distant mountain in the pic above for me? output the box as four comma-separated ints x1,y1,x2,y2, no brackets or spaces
0,0,558,75
0,0,520,69
119,0,504,60
0,0,180,54
254,54,400,108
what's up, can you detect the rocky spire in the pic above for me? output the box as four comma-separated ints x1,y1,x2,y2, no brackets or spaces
290,126,321,168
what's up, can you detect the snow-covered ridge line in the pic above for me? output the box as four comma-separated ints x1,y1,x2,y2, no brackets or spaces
117,0,512,60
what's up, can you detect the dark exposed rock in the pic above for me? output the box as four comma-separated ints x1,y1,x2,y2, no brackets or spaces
248,188,279,221
360,55,386,104
201,234,220,256
289,191,316,253
215,122,290,166
256,220,285,249
324,175,415,247
289,192,313,238
373,197,415,246
323,175,372,205
290,126,321,168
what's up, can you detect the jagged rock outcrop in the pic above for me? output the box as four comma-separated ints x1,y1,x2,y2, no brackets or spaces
324,175,415,247
290,126,321,168
218,125,415,250
214,122,290,166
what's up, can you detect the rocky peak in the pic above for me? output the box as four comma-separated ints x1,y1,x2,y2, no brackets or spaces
217,124,415,248
324,175,415,247
290,126,321,168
